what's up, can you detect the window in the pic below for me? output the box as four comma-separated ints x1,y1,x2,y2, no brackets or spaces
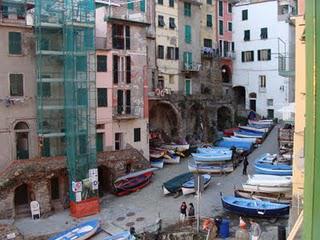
219,40,222,56
158,45,164,59
244,30,250,41
158,15,165,27
241,51,254,62
175,47,179,60
10,74,23,96
9,32,22,55
228,22,232,31
2,5,8,18
204,39,212,48
113,55,119,84
126,56,131,83
207,15,212,27
169,17,176,29
258,49,271,61
242,9,248,20
140,0,145,12
158,0,163,4
219,20,223,35
185,79,191,96
169,0,174,7
112,24,130,50
259,75,266,88
223,41,229,57
183,52,192,67
50,177,60,200
96,133,104,152
184,2,191,16
125,26,130,49
115,133,123,150
97,88,108,107
260,27,268,39
228,3,232,13
134,128,141,142
97,55,107,72
267,99,273,106
207,0,212,5
267,109,274,119
231,42,235,52
127,0,134,10
218,1,223,16
169,75,174,84
167,47,175,60
42,82,51,97
185,25,192,43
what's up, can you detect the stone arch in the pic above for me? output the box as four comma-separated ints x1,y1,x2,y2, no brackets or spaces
149,101,182,140
221,65,232,83
217,106,232,131
14,121,30,160
14,183,33,218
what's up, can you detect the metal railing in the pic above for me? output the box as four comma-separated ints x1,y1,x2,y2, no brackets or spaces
112,105,142,119
183,62,202,72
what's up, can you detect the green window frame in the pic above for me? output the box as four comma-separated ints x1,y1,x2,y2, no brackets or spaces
169,0,174,7
218,1,223,16
96,133,104,152
207,0,212,5
185,25,192,43
183,52,192,66
184,2,191,16
9,32,22,55
140,0,145,12
128,0,134,10
207,15,212,27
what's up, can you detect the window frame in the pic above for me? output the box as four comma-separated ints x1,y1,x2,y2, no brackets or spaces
258,49,271,61
184,2,191,17
228,3,232,13
9,73,24,97
158,0,163,5
244,30,250,41
158,45,164,59
169,0,174,8
134,128,141,142
169,17,176,29
206,14,212,27
241,51,254,62
9,32,22,55
166,46,175,60
204,38,213,48
158,15,165,27
242,9,248,21
219,20,224,35
185,25,192,43
218,1,223,17
97,88,108,107
228,22,232,31
97,55,107,72
259,75,267,88
260,27,268,39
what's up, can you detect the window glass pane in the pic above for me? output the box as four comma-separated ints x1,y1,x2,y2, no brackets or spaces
219,20,223,35
9,32,22,54
134,128,141,142
97,55,107,72
169,0,174,7
10,74,23,96
184,3,191,16
207,15,212,27
97,88,108,107
185,25,192,43
128,0,134,10
242,9,248,20
140,0,145,12
219,1,223,16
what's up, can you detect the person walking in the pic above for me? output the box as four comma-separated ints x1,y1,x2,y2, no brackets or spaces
249,219,261,240
188,203,195,226
179,202,187,222
243,155,249,175
235,217,249,240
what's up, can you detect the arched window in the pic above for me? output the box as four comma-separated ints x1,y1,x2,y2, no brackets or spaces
14,121,29,159
249,92,257,98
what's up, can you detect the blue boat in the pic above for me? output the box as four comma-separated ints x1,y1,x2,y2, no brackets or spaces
255,165,292,176
181,174,212,195
49,219,100,240
255,160,292,170
192,152,232,162
234,130,265,138
104,231,131,240
197,147,230,154
215,139,253,151
221,195,289,218
188,160,234,174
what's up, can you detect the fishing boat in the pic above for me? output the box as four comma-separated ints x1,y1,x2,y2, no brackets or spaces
49,219,100,240
181,174,212,195
249,119,273,126
114,168,156,196
233,130,265,139
234,189,291,205
215,139,254,151
150,148,166,158
162,143,190,152
104,231,131,240
162,172,193,195
242,174,292,193
223,127,239,137
188,160,234,174
221,195,289,218
255,153,278,164
254,165,292,176
197,147,231,154
192,152,232,162
163,153,180,164
239,125,269,133
150,158,164,168
227,136,257,143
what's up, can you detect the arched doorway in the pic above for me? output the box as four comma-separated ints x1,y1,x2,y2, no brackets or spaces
233,86,246,112
221,65,231,83
149,101,181,141
249,92,257,112
14,122,29,159
14,183,33,217
217,106,232,130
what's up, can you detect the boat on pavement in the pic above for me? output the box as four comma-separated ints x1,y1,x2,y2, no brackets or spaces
162,172,193,195
181,174,212,195
233,130,265,139
49,219,100,240
103,231,131,240
234,189,291,205
227,136,257,143
149,148,166,158
215,139,254,151
161,143,190,152
242,174,292,193
239,125,269,133
150,158,165,168
197,147,231,154
114,168,156,196
163,153,180,164
254,165,292,176
221,195,289,218
192,152,232,162
188,160,234,174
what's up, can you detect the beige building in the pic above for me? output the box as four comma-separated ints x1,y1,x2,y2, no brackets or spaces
155,0,180,92
0,7,37,169
200,0,216,50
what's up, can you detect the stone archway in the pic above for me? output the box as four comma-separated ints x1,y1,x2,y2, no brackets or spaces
217,106,232,131
149,101,182,141
14,183,32,218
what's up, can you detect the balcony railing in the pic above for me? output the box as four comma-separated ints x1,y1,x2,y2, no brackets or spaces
182,62,202,72
112,105,141,120
201,47,218,58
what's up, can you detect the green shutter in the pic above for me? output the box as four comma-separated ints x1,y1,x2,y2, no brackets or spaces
9,32,22,54
207,15,212,27
185,25,191,43
185,79,191,96
128,0,134,10
184,3,191,16
183,52,188,66
140,0,145,12
42,138,50,157
188,52,192,65
96,133,104,152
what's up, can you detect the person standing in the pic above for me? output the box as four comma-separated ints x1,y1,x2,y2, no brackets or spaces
180,202,187,222
243,155,249,175
249,219,261,240
188,203,195,226
235,217,249,240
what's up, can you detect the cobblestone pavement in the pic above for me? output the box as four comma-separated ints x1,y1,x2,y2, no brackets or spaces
14,125,287,239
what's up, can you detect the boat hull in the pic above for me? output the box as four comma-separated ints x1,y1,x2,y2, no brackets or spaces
255,165,292,176
162,144,190,152
104,231,131,240
150,158,164,168
114,172,153,196
188,161,234,174
239,126,269,133
192,153,232,161
221,196,289,218
234,189,291,204
162,172,193,194
215,140,254,151
181,174,211,195
242,184,291,193
163,155,180,164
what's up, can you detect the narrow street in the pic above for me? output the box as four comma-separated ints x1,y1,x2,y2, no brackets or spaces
14,125,283,239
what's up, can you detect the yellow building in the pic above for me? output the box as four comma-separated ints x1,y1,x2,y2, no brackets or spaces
200,0,216,51
155,0,180,92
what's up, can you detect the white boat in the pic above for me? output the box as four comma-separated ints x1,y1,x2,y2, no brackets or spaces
233,131,264,139
163,154,180,164
226,136,257,143
242,174,292,193
239,125,269,133
197,147,231,154
188,160,234,174
181,174,212,195
162,143,190,152
192,152,232,162
255,153,278,164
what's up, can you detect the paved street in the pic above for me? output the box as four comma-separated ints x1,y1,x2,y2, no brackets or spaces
14,125,285,239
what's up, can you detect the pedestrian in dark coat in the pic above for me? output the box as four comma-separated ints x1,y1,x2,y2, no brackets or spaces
243,155,249,175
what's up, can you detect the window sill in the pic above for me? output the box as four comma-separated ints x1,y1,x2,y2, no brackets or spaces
8,54,23,57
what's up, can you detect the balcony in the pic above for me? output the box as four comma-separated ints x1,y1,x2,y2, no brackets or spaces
105,10,149,25
96,37,110,50
201,47,218,59
220,51,236,60
112,105,141,120
182,62,202,72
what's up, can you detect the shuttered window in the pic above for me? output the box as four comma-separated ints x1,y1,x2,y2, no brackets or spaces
97,88,108,107
140,0,145,12
258,49,271,61
126,56,131,83
97,55,107,72
207,15,212,27
128,0,134,10
184,3,191,16
113,55,119,84
134,128,141,142
185,25,191,43
9,32,22,55
10,74,23,96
